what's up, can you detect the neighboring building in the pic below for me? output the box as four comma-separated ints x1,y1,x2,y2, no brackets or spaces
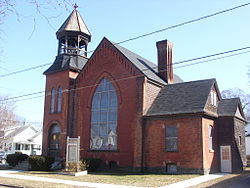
246,135,250,156
0,125,42,156
42,8,246,174
245,123,250,157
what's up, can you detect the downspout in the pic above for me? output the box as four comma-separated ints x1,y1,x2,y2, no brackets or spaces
201,117,205,174
141,117,145,172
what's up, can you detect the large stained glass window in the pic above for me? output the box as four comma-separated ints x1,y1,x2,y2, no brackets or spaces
90,78,118,151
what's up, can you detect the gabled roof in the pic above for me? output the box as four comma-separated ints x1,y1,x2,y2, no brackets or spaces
28,131,42,142
146,79,216,116
44,55,88,75
56,9,91,40
4,125,37,139
218,98,245,120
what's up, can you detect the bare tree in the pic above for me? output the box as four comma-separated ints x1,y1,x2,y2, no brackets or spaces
0,95,23,130
0,0,74,29
221,88,250,121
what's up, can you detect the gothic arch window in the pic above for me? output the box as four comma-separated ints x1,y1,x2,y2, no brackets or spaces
57,87,63,112
90,78,118,151
48,124,61,159
50,88,56,113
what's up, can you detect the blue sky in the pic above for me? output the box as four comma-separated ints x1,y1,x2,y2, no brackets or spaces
0,0,250,126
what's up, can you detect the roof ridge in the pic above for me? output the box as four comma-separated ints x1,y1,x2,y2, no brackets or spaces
164,78,216,87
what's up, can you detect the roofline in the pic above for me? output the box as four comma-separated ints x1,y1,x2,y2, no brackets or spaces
147,77,166,87
78,37,149,82
218,114,247,122
144,111,206,119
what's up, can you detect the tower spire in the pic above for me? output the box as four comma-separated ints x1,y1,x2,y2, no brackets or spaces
73,3,78,9
56,7,91,57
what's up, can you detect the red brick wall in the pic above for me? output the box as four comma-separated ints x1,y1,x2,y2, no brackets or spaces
202,118,218,172
74,39,144,169
143,116,204,173
143,79,162,115
42,70,76,158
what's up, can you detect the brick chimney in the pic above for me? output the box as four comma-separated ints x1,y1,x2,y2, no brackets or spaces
156,40,173,84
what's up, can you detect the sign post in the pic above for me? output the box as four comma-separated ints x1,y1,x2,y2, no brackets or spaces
66,136,80,171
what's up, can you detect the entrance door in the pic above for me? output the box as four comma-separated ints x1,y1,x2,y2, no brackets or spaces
48,124,61,160
220,145,232,173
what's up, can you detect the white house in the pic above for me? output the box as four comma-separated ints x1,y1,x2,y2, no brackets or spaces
0,125,42,155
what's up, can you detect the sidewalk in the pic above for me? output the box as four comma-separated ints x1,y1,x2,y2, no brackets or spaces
159,173,227,188
0,169,227,188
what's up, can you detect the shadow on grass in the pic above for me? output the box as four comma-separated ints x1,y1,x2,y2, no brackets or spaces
25,169,194,177
87,169,196,177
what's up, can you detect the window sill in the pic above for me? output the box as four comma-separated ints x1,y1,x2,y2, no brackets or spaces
49,111,62,115
165,150,178,152
88,150,119,152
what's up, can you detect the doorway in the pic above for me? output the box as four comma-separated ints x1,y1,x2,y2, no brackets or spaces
48,124,61,160
220,145,232,173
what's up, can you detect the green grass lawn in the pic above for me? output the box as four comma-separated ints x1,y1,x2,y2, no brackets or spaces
0,176,87,188
18,170,199,187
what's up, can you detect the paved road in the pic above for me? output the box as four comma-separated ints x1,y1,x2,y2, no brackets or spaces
227,176,250,188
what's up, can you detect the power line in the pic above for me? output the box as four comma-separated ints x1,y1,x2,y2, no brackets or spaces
1,46,250,103
173,47,250,66
141,46,250,72
175,50,250,69
0,3,249,77
0,91,44,101
113,3,250,45
0,63,51,78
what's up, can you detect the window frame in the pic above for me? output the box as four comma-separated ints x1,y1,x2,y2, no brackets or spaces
165,125,178,152
239,135,242,146
90,78,118,151
50,88,56,113
210,90,217,106
57,87,63,113
166,163,178,174
208,125,214,151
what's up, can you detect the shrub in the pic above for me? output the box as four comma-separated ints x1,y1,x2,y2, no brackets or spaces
66,161,88,172
28,155,54,171
6,153,28,167
81,158,102,171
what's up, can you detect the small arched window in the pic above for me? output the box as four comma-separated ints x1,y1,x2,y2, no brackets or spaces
90,78,118,151
57,87,63,112
48,124,61,159
50,88,56,113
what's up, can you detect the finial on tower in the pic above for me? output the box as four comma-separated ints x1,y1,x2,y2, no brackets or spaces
73,3,78,10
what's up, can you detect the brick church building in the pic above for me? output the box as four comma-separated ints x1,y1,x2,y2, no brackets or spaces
42,8,246,174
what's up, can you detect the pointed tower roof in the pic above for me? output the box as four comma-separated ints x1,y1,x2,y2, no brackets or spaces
56,9,91,41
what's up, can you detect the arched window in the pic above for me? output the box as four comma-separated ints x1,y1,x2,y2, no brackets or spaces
48,124,61,159
57,87,63,112
90,78,118,151
50,88,56,113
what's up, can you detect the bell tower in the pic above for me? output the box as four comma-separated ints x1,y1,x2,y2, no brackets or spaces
56,6,91,57
42,6,91,159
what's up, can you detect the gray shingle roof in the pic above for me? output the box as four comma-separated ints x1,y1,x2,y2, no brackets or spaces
218,98,242,117
113,42,183,85
114,43,166,85
44,55,88,75
146,79,216,116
